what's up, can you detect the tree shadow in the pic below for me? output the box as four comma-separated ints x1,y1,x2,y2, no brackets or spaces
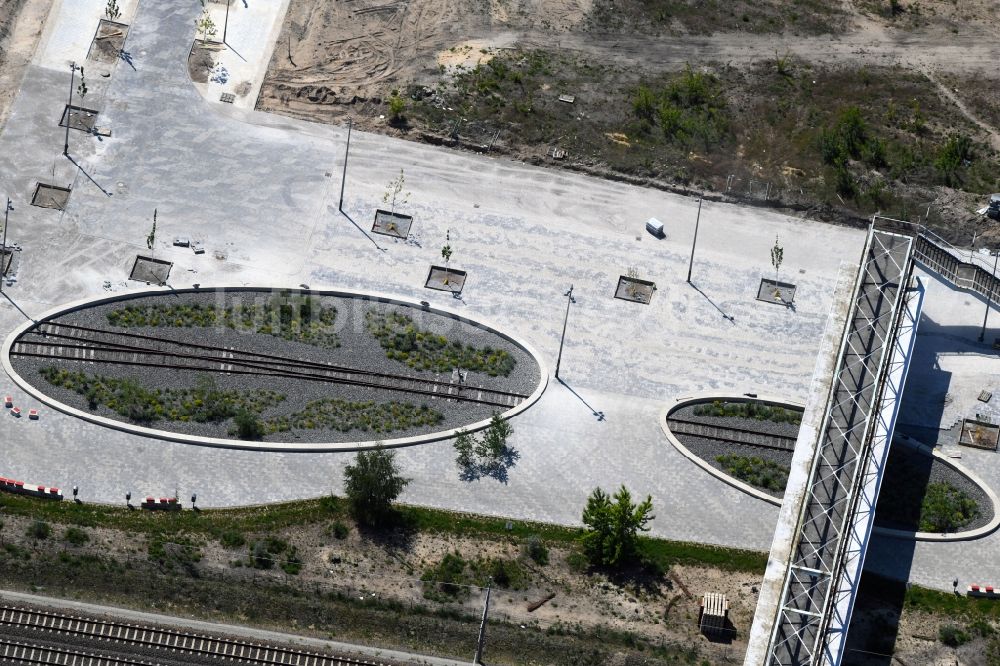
118,49,136,71
457,445,520,484
355,510,416,554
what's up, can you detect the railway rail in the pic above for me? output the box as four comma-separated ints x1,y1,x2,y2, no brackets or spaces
0,605,390,666
10,321,528,409
666,417,799,452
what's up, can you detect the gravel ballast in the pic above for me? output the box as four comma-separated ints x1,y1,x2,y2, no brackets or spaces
11,290,542,444
668,400,994,532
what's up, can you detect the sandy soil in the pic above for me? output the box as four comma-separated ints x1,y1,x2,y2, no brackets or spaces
0,0,52,135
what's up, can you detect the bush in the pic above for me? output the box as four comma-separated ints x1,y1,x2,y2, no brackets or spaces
422,551,472,600
920,483,978,532
715,455,789,492
330,521,350,540
26,520,50,540
218,530,245,549
524,535,549,565
234,409,266,441
344,446,410,527
64,526,89,546
939,624,971,647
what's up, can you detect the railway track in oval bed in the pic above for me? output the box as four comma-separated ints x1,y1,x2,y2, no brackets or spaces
10,322,529,409
0,604,394,665
666,416,798,452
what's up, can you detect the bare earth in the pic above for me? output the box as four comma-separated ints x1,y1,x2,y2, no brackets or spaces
0,0,52,134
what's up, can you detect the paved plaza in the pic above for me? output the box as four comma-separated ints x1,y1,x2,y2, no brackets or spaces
0,0,997,593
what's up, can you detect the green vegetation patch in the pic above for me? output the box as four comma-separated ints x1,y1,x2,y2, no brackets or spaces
265,398,443,435
106,296,339,348
630,66,732,152
919,482,979,533
587,0,848,35
421,551,529,602
39,368,284,425
365,311,516,376
694,400,801,424
715,455,789,492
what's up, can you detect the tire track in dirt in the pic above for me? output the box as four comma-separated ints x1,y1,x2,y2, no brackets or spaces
919,64,1000,152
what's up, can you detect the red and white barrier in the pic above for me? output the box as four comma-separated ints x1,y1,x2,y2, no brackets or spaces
968,584,1000,599
141,496,181,511
0,476,63,500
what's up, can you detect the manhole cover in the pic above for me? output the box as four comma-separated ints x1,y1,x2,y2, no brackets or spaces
220,92,235,104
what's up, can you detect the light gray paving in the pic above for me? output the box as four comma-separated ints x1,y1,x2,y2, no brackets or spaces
7,0,999,591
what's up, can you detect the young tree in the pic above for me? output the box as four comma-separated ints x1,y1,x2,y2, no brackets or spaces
382,169,409,216
146,209,157,256
105,0,121,21
580,485,654,567
343,445,410,526
388,94,405,124
452,414,516,481
76,67,88,99
195,10,218,42
441,228,453,283
477,412,512,459
771,235,784,285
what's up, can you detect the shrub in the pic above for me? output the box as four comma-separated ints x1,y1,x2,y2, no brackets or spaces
920,483,978,532
330,521,349,540
250,540,273,569
26,521,50,540
64,526,89,546
234,409,266,441
524,535,549,565
219,530,245,549
939,624,971,647
715,455,789,492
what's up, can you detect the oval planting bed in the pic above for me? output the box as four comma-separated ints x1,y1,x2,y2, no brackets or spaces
664,395,996,539
2,287,545,451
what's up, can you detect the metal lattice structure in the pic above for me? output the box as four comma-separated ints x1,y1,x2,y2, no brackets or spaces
765,227,915,666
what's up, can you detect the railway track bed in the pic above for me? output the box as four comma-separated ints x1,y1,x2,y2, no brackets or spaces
5,291,543,444
0,604,397,665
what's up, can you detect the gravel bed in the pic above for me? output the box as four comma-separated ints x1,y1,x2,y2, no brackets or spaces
11,290,541,443
669,402,994,532
669,403,802,439
672,434,792,499
875,444,994,533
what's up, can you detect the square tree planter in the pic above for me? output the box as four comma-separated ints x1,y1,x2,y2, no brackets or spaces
87,19,130,64
757,278,796,305
960,418,1000,451
372,209,413,239
425,265,466,294
615,276,656,304
129,255,173,285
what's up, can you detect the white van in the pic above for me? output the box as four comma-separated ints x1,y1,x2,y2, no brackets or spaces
645,217,665,238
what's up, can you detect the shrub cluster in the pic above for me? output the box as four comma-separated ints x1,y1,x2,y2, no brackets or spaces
39,368,285,425
265,398,443,435
694,400,801,425
715,455,789,492
365,311,516,376
106,296,339,348
631,66,730,150
420,551,528,602
919,482,979,533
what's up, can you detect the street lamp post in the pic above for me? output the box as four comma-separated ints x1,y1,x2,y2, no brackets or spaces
978,249,999,343
555,285,575,379
338,117,353,211
0,198,11,294
686,196,703,283
63,61,82,156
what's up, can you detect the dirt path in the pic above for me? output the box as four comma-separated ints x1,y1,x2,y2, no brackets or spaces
920,65,1000,152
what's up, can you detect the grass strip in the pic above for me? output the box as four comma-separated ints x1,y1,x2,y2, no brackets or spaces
0,495,767,573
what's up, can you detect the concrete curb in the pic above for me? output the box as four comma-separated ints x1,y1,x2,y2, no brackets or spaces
875,433,1000,542
660,393,1000,542
1,285,548,452
659,392,798,508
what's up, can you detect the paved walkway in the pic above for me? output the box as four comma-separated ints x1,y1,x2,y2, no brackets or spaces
0,0,995,592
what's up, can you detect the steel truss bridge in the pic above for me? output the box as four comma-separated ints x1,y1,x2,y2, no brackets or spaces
747,220,930,666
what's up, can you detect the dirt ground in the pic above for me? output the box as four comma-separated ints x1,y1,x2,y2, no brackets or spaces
0,0,52,134
257,0,1000,243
